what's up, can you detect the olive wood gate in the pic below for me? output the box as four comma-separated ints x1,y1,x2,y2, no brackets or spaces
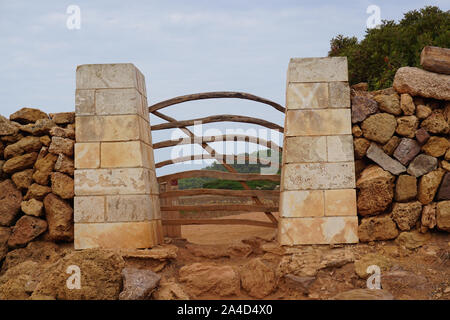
149,92,285,230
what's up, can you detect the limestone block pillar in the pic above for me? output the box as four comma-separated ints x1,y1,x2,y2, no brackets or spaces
278,57,358,245
73,63,162,249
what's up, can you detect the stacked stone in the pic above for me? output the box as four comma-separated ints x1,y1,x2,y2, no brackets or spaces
352,47,450,241
0,108,75,262
74,63,162,249
278,57,358,245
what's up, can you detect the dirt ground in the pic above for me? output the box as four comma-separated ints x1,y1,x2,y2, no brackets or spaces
182,212,278,245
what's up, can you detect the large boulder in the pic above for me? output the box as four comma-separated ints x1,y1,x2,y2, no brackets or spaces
0,115,19,136
48,137,74,157
358,215,399,242
393,138,421,166
33,152,58,185
50,172,74,199
179,263,240,297
2,152,38,174
421,111,449,135
373,94,401,115
0,227,10,262
393,66,450,101
421,203,437,229
391,201,422,231
9,108,48,124
356,165,395,216
436,201,450,232
24,183,51,201
421,136,449,158
420,46,450,74
437,172,450,200
395,175,417,202
361,113,397,144
0,180,22,226
395,116,419,138
407,154,438,177
119,268,161,300
240,258,277,299
11,169,33,192
43,193,74,242
3,136,42,159
418,168,445,204
7,216,47,249
351,96,378,123
32,249,125,300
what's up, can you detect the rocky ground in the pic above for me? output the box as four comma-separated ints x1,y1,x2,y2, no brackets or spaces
0,228,448,300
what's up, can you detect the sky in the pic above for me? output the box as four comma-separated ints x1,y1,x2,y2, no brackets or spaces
0,0,448,175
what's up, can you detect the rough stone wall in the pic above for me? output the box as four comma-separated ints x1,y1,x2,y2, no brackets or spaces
0,109,75,263
352,74,450,241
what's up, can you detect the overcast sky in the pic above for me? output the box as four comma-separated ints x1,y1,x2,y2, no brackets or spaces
0,0,448,175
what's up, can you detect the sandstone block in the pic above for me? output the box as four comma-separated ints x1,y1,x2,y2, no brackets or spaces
324,189,356,216
327,135,354,162
74,196,105,223
43,193,74,242
50,172,74,199
329,82,350,108
74,143,100,169
285,109,351,136
106,195,155,222
282,162,355,190
286,83,328,109
95,88,143,116
418,168,445,204
54,154,74,176
100,141,145,168
75,89,95,115
288,57,348,82
76,63,139,90
280,190,324,217
392,201,422,231
75,115,142,142
358,215,399,242
284,136,326,163
48,137,74,157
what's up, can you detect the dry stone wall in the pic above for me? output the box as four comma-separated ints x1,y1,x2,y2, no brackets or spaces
352,59,450,241
0,109,75,263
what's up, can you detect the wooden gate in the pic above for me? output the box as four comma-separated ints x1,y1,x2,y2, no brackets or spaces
149,92,285,230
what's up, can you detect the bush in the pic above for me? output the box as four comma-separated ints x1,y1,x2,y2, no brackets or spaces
329,6,450,90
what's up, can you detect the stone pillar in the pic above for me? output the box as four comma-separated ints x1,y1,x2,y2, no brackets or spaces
278,57,358,245
73,63,163,249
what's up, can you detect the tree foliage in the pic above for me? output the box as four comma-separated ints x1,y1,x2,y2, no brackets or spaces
328,6,450,90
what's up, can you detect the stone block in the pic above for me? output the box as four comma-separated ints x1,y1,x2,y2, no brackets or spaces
284,136,326,163
76,64,138,90
329,82,350,108
278,216,358,245
393,138,421,166
366,143,406,175
101,141,144,168
74,168,152,196
280,190,324,217
327,135,354,162
288,57,348,83
285,109,351,136
282,162,355,191
74,221,157,249
75,89,95,115
105,195,155,222
95,88,143,116
74,143,100,169
324,189,357,216
74,196,105,223
75,115,141,142
407,154,438,177
286,83,328,109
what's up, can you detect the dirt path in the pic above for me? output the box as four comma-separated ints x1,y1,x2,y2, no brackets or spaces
181,212,278,245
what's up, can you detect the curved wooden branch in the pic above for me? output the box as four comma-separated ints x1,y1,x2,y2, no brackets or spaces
149,91,285,114
153,134,282,151
160,204,278,213
151,115,283,132
162,219,277,228
155,154,272,169
159,188,279,198
157,170,280,184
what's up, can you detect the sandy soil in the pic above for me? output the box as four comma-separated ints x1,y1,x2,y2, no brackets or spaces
181,212,279,245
